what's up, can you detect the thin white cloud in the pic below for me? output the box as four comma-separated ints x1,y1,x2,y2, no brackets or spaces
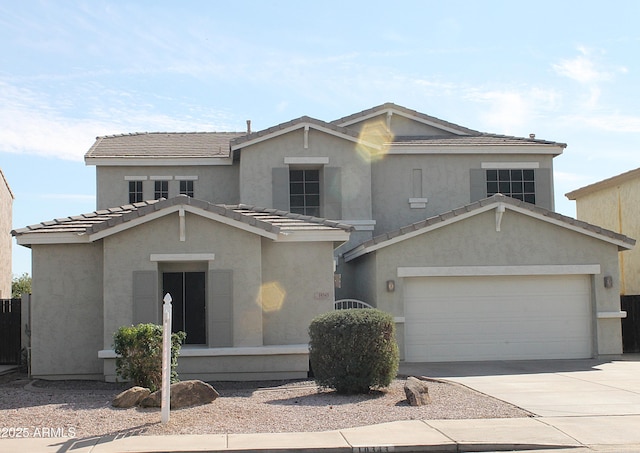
561,113,640,133
464,87,560,134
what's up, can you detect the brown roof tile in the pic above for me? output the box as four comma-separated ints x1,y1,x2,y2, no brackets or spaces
85,132,246,160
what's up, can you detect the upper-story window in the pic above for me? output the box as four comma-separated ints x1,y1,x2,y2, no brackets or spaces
486,169,535,204
154,180,168,199
128,181,144,203
289,169,320,216
179,180,194,197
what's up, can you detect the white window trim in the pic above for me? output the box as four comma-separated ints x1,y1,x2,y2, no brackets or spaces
409,197,429,208
150,176,174,181
284,157,329,165
124,176,148,181
151,253,215,262
175,175,199,181
481,162,540,169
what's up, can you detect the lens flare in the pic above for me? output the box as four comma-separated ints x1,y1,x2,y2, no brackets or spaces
258,281,286,313
355,119,394,162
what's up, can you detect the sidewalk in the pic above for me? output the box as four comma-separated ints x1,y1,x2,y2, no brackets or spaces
3,415,640,453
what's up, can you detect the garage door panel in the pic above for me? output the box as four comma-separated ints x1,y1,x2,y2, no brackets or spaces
404,274,592,362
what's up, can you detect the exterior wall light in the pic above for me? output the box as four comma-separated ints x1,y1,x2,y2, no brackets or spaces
386,280,395,292
604,275,613,289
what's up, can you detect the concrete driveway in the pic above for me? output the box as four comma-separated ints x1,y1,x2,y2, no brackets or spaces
399,355,640,417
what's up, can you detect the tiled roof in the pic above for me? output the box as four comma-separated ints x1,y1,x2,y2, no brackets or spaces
230,116,360,148
331,102,481,135
344,194,635,261
566,167,640,200
392,133,566,147
11,196,353,239
84,132,246,160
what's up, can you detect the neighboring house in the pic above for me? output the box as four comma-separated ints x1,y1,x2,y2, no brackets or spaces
0,168,13,299
566,168,640,352
12,103,634,381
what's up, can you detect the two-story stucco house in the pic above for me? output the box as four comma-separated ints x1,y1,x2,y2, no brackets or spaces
0,168,13,299
566,168,640,352
13,103,634,381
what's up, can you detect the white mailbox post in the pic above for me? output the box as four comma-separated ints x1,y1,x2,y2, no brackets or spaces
161,293,172,424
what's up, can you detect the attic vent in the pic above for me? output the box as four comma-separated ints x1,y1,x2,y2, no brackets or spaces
246,120,252,134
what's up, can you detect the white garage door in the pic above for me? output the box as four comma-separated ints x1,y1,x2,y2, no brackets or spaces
404,274,592,362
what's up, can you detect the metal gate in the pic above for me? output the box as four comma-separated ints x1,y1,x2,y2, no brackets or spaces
0,298,21,364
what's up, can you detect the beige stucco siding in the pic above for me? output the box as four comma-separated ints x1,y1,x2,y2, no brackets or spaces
30,243,104,378
96,165,239,209
0,172,12,298
260,240,335,345
102,211,263,349
575,179,640,295
372,154,554,234
351,209,624,356
239,128,372,221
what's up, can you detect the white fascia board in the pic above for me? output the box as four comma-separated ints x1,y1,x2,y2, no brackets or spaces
387,144,563,155
85,157,233,166
397,264,602,278
344,204,495,262
89,207,179,241
337,108,471,136
231,122,381,151
275,230,351,242
504,204,634,250
15,232,90,246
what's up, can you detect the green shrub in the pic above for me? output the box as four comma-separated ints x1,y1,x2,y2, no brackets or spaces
113,323,186,392
309,309,399,394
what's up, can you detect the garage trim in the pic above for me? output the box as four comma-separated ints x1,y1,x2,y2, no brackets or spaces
398,264,601,278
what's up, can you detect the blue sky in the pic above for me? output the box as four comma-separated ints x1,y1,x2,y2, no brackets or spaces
2,0,640,276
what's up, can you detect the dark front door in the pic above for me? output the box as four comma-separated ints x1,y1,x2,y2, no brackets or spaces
163,272,206,345
621,295,640,353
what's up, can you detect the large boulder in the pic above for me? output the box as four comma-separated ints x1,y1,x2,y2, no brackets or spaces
140,380,220,409
404,376,431,406
112,386,151,408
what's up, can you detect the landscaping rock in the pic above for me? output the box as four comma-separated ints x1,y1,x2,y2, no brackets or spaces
112,386,151,408
140,380,220,409
404,376,431,406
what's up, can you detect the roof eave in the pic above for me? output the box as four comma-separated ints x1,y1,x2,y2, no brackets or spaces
85,156,233,166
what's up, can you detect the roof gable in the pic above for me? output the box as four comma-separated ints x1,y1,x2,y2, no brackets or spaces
0,168,13,199
331,102,480,136
566,167,640,200
344,194,635,262
230,116,381,151
12,196,352,245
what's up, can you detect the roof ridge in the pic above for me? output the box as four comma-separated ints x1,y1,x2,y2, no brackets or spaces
96,131,247,139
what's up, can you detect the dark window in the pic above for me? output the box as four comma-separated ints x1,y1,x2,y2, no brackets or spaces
289,169,320,216
179,180,194,197
154,180,168,199
162,272,206,345
128,181,143,203
486,169,535,204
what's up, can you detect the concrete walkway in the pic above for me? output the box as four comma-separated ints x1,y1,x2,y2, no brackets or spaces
2,357,640,452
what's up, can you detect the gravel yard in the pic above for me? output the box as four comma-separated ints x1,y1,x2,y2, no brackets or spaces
0,372,531,440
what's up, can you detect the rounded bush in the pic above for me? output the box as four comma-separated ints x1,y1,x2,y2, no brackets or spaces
309,309,399,394
113,323,186,392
